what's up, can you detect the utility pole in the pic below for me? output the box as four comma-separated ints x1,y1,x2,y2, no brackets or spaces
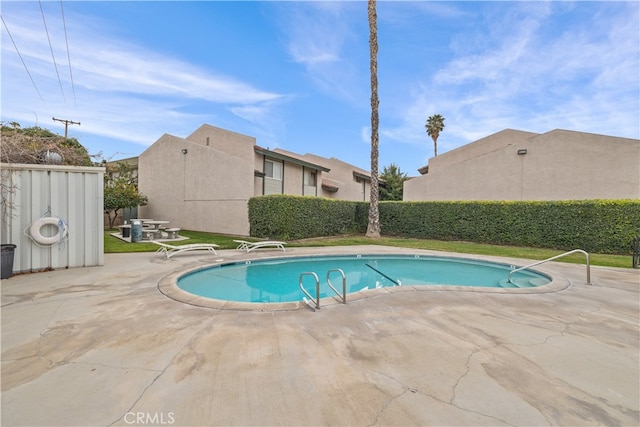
52,117,80,139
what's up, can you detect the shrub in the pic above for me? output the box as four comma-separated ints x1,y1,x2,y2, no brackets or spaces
249,195,366,240
380,200,640,254
248,196,640,254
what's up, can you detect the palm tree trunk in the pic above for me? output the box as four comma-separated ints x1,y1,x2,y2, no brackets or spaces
366,0,381,238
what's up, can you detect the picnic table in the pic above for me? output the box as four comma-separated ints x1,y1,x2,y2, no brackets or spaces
144,220,170,230
142,229,160,240
126,219,180,240
130,218,153,223
136,220,168,240
146,221,182,239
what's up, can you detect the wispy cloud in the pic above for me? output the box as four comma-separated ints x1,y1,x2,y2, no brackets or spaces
381,1,640,156
2,6,284,146
276,2,367,104
72,41,282,104
282,1,349,66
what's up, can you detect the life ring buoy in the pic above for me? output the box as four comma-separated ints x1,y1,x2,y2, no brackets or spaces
29,217,64,245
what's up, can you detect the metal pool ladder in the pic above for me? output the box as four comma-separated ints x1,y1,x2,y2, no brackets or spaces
507,249,591,285
299,269,347,311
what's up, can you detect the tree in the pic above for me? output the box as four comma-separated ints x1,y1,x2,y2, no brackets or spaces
103,162,148,228
366,0,381,238
380,163,408,201
425,114,445,157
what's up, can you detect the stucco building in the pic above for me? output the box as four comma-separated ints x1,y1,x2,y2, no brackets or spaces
271,148,373,202
138,124,372,236
403,129,640,201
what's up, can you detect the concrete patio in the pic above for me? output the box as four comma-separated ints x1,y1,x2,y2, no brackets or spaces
2,246,639,426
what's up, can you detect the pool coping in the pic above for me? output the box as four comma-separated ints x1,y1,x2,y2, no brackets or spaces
157,248,572,311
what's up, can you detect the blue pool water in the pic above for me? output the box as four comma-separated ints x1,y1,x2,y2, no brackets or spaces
177,255,551,303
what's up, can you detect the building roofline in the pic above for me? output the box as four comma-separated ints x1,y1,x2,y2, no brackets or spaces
352,171,370,181
105,156,139,166
254,146,330,172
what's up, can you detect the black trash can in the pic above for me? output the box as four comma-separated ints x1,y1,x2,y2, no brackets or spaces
632,236,640,269
1,244,17,279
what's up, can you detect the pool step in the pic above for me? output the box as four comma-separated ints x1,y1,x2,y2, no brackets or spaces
499,277,538,288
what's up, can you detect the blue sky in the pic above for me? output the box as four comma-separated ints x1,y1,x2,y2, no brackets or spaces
2,1,639,175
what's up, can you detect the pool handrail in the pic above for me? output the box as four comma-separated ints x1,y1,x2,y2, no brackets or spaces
508,249,591,285
299,272,320,310
365,263,401,286
327,269,347,304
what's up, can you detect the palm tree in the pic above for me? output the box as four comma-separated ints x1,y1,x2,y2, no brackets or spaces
366,0,380,238
425,114,445,157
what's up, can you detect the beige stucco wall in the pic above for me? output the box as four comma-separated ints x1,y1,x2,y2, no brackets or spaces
138,125,375,237
138,133,254,236
317,157,370,201
186,124,256,159
253,152,264,196
282,162,304,195
404,129,640,201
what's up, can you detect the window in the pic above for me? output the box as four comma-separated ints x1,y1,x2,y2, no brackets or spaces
304,170,316,186
264,159,284,195
265,160,283,180
303,168,317,196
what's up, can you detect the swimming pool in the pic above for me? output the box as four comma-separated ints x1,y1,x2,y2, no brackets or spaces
176,255,551,304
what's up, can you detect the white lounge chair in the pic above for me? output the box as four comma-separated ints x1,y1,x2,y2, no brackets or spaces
151,241,219,259
233,240,287,253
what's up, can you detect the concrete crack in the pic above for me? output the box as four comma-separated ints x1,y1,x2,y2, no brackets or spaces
107,316,218,427
449,344,512,426
368,387,411,427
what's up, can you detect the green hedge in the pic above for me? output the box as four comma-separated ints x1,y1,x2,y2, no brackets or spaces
249,196,640,254
380,200,640,254
248,195,367,240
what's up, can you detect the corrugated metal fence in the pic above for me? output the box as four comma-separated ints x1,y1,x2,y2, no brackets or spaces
1,163,105,274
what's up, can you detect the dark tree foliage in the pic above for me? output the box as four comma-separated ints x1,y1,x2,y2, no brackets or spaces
380,163,408,201
103,162,148,228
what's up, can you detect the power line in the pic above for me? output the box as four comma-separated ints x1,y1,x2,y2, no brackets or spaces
39,0,66,105
1,15,46,105
60,1,77,106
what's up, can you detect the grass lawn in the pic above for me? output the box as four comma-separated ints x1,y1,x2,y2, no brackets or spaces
104,229,246,253
104,229,633,269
